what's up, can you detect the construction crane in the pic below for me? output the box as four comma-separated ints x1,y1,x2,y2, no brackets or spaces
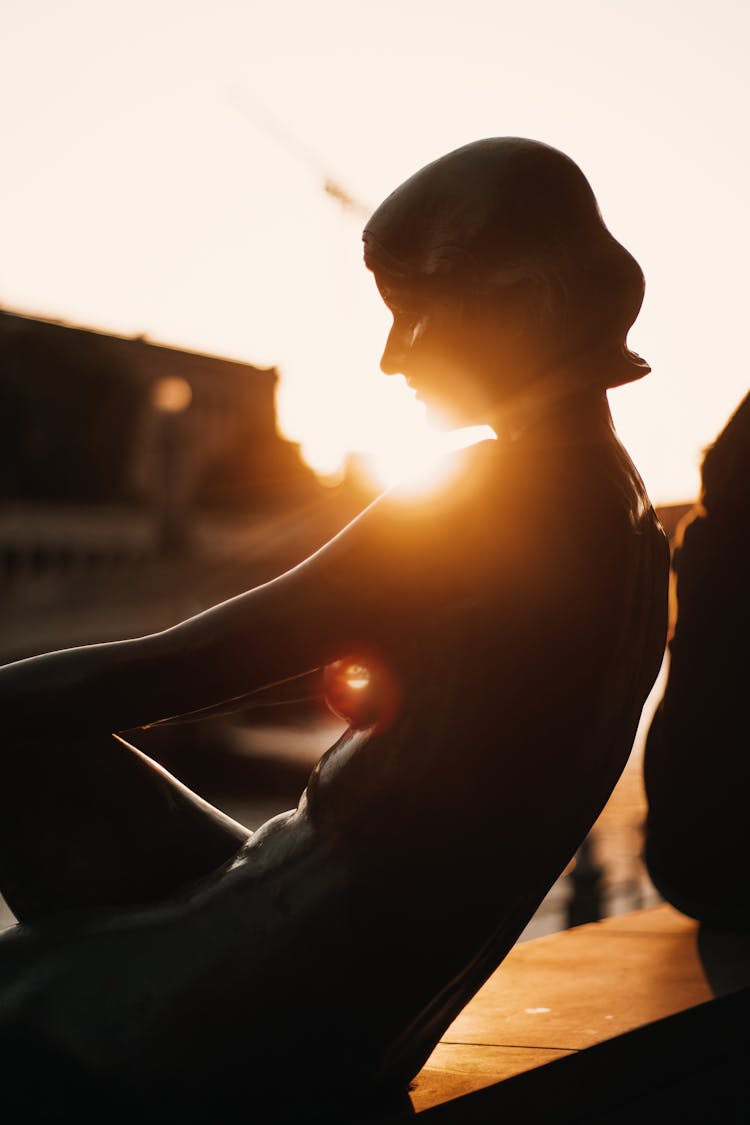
229,87,370,220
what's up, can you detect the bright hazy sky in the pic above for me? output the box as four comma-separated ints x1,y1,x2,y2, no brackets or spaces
2,0,749,502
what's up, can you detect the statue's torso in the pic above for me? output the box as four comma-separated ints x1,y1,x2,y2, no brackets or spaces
0,418,669,1106
222,421,669,1089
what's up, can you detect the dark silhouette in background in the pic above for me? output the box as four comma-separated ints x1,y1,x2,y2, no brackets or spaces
0,139,668,1120
645,390,750,929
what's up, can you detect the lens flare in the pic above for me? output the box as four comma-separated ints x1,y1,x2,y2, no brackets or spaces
323,653,403,731
344,664,371,690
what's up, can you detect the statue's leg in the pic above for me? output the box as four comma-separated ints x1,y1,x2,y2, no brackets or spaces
1,728,249,924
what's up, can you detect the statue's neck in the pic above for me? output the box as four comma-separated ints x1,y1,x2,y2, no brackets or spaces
488,375,613,446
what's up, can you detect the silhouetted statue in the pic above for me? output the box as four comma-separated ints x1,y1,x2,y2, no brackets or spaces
0,139,668,1119
645,390,750,928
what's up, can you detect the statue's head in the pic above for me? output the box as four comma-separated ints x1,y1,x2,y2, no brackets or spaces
363,138,648,426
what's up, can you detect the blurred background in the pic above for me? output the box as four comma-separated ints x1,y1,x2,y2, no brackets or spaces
1,0,747,932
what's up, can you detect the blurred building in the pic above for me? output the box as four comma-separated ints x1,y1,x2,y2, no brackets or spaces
0,307,318,509
0,308,351,662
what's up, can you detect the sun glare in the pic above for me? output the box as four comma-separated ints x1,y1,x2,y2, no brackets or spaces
366,423,497,495
276,334,496,497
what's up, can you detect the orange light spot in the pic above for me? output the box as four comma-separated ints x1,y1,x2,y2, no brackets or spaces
344,664,371,690
150,375,193,414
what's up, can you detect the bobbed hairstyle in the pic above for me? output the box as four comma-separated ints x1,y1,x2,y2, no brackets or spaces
363,138,649,389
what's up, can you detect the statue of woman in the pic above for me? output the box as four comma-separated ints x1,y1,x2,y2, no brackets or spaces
0,139,668,1118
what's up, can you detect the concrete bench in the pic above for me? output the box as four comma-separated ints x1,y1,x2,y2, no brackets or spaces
398,904,749,1122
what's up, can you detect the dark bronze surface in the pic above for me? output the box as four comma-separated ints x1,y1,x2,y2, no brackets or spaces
0,138,668,1118
644,390,750,928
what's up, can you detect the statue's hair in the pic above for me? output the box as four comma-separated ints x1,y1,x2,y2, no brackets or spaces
363,138,649,388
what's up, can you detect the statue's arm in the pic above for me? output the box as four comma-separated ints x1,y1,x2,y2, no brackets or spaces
0,559,353,736
0,489,446,735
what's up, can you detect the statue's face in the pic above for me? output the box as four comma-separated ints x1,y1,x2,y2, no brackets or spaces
376,278,467,427
374,271,524,428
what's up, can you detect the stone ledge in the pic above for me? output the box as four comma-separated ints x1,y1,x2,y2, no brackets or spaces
405,904,750,1121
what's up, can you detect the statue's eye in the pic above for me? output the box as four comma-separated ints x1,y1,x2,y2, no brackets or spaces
383,286,421,319
392,305,423,335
